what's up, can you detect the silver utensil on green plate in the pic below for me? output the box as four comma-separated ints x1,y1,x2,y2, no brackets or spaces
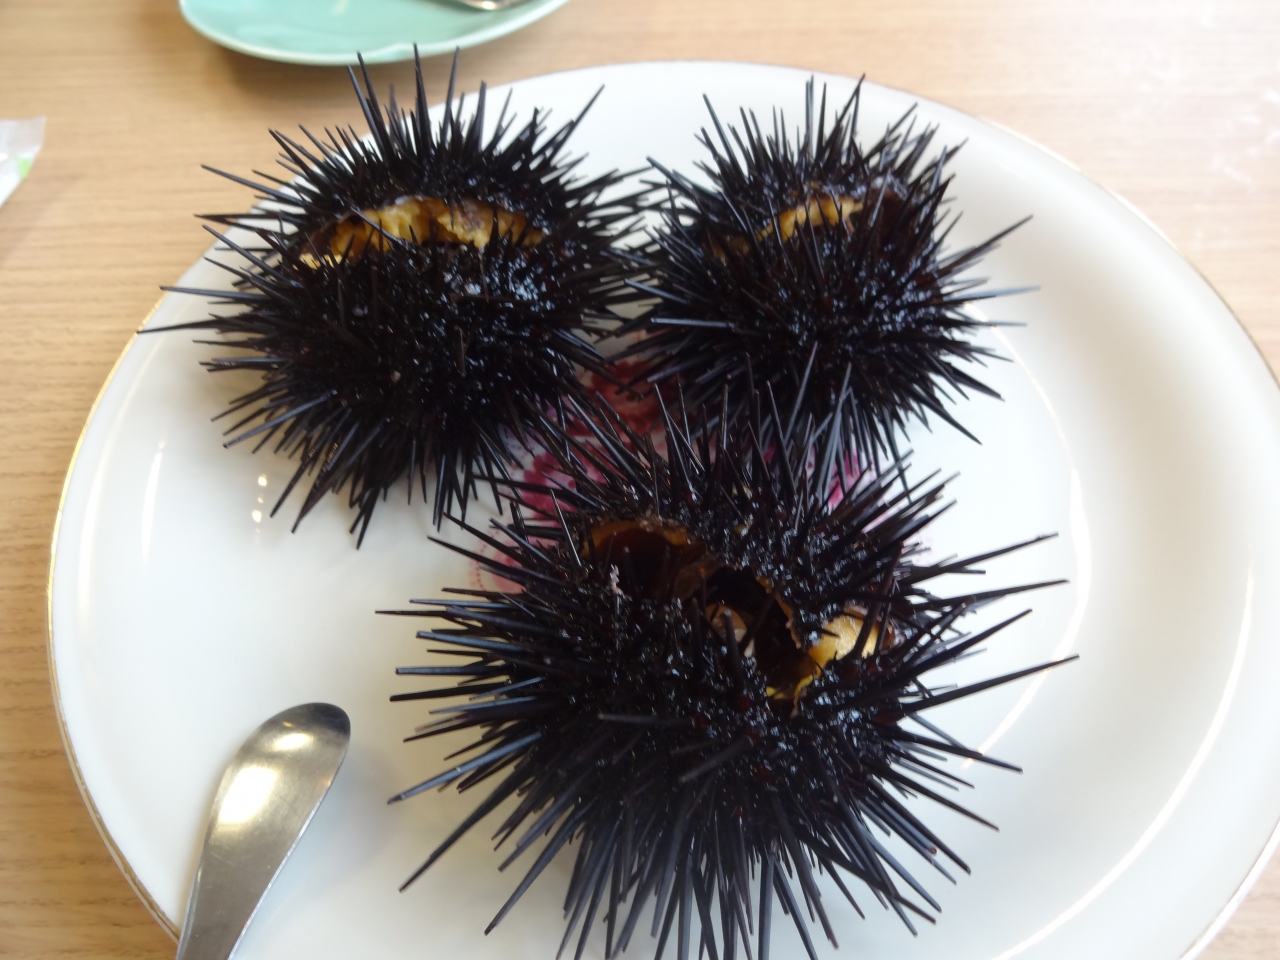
452,0,535,9
175,703,351,960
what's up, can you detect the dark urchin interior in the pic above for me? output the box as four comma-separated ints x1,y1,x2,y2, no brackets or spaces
387,390,1067,960
162,54,642,541
621,79,1026,468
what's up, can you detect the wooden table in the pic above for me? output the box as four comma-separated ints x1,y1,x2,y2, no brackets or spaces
2,0,1278,955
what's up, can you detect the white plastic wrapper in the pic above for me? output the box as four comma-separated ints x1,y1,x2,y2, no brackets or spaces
0,117,44,208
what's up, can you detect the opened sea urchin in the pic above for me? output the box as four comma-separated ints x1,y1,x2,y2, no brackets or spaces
388,389,1068,960
163,54,641,541
621,80,1026,469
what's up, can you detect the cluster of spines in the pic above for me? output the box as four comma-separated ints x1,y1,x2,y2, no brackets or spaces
160,54,644,540
619,79,1026,469
387,387,1067,960
204,54,634,250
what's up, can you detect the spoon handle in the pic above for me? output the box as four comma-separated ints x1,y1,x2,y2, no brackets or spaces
451,0,535,8
175,703,350,960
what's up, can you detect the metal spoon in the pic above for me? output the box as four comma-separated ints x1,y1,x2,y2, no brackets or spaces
451,0,534,9
175,703,351,960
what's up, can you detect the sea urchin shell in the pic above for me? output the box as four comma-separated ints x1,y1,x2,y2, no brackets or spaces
621,79,1027,470
388,388,1069,960
160,54,642,541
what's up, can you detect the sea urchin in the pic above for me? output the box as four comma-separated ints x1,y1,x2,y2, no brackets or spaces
621,79,1027,470
160,53,642,541
387,387,1069,960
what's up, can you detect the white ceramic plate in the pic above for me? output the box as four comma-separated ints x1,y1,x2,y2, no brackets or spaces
49,62,1280,960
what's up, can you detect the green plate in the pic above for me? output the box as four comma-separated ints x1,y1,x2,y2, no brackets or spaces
179,0,572,66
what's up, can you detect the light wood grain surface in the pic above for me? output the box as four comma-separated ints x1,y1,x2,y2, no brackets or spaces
2,0,1279,956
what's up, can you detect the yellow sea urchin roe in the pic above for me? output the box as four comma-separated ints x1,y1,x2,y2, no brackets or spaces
713,191,864,258
584,517,896,706
811,606,893,667
312,196,544,263
763,192,863,244
768,606,897,703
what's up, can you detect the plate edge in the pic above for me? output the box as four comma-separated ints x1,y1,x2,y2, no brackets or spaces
968,91,1280,960
45,299,182,941
976,86,1280,960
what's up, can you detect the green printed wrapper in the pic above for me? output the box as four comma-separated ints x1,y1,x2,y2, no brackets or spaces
0,117,44,208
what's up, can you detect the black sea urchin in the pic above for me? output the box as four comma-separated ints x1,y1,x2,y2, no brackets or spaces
161,54,642,541
620,80,1027,470
387,388,1069,960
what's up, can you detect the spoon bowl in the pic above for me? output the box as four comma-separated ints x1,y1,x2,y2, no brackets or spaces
175,703,351,960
